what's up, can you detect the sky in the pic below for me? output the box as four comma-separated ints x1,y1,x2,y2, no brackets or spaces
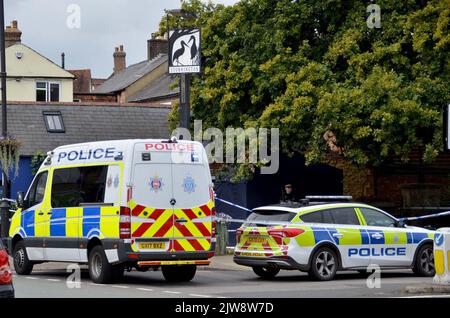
5,0,239,78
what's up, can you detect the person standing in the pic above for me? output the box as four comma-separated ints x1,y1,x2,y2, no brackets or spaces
281,184,297,202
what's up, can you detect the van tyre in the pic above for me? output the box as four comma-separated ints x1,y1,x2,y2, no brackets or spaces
309,247,338,281
413,244,435,277
162,265,197,282
88,245,114,284
13,241,34,275
252,266,280,279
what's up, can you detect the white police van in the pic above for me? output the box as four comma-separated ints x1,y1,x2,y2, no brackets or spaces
9,139,216,283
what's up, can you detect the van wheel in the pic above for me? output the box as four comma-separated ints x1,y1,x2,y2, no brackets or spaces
308,247,338,281
13,241,33,275
88,245,114,284
252,266,280,279
413,244,435,277
162,265,197,282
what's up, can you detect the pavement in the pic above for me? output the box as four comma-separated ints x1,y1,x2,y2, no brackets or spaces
9,255,450,298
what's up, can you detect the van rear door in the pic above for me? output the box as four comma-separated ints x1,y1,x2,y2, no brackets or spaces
130,143,174,253
170,145,213,253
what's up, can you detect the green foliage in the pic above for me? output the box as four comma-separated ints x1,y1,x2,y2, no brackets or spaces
158,0,449,180
30,151,46,175
0,135,21,179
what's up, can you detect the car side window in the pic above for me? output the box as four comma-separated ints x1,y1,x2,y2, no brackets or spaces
27,171,48,207
300,210,334,224
359,208,396,227
329,208,360,225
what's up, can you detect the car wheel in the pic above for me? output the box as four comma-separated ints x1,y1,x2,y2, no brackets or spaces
252,266,280,279
413,244,435,277
88,245,114,284
13,241,33,275
309,247,338,281
162,265,197,282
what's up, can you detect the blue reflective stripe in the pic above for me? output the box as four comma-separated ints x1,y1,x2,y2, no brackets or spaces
50,208,66,236
407,232,413,244
82,207,101,237
412,232,428,244
367,229,385,244
360,229,370,245
312,227,338,245
21,210,35,237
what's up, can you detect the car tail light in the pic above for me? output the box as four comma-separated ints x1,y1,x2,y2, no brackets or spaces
268,227,304,239
0,250,12,285
236,228,243,242
120,206,131,239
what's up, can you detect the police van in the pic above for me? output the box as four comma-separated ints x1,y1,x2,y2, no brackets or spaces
8,139,215,283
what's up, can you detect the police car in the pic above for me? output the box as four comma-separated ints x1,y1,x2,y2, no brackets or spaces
8,139,215,284
234,196,435,281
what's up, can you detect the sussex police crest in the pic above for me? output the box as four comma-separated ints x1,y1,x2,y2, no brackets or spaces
182,175,196,194
149,176,163,193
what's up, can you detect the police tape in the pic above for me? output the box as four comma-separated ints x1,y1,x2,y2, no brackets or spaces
214,197,252,212
399,210,450,221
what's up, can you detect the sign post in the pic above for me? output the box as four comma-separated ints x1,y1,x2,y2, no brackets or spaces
168,28,201,129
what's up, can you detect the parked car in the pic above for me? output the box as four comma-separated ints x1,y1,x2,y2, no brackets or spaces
234,196,436,281
0,239,14,298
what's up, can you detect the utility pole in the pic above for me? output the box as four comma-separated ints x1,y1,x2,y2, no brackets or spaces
0,0,9,200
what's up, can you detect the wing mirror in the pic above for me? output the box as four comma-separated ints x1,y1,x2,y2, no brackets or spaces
395,219,406,228
16,191,25,208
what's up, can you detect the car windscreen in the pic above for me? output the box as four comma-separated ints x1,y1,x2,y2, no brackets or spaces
244,209,295,226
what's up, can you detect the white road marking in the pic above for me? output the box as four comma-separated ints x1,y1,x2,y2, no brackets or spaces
189,294,212,298
47,279,61,282
137,288,154,292
111,285,129,289
25,277,39,280
398,294,450,298
163,291,181,294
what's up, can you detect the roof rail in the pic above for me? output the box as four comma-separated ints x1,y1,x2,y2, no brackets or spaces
305,195,353,203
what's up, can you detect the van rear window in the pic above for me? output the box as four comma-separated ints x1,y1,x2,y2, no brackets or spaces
245,210,295,226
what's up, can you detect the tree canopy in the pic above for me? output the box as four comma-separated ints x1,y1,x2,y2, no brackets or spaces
161,0,449,173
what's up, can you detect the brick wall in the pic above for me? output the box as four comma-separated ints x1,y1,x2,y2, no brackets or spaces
74,93,116,103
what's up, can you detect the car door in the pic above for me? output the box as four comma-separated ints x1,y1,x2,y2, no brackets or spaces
22,171,49,261
328,208,371,269
299,208,370,269
357,207,412,267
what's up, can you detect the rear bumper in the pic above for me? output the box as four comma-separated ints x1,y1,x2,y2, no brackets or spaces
115,240,214,264
0,284,15,299
233,256,309,271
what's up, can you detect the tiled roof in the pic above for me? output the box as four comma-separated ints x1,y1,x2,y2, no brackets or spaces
4,102,170,156
127,73,179,102
95,54,168,94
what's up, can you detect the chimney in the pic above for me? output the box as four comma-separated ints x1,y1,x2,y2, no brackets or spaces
113,45,126,75
5,20,22,48
147,36,168,60
61,53,65,69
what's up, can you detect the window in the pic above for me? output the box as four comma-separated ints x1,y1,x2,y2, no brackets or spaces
80,166,108,204
43,111,65,133
300,210,334,224
359,208,397,227
51,166,108,208
36,82,60,102
329,208,360,225
27,171,48,207
36,82,47,102
51,168,82,208
245,210,295,226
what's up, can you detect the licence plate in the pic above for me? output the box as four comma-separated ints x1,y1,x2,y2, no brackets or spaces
138,242,165,249
246,236,268,244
